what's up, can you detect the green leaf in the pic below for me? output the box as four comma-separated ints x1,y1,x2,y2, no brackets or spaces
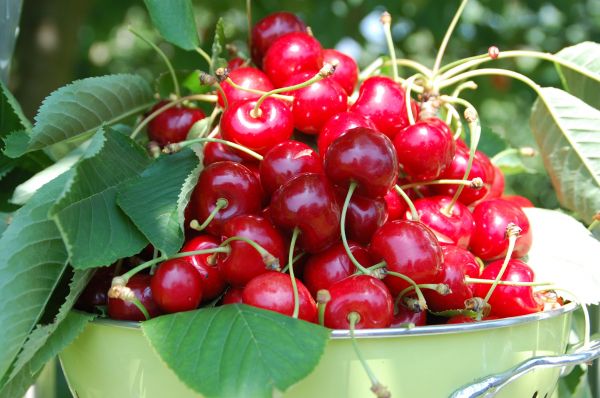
0,172,71,380
210,18,227,75
118,149,201,256
0,312,94,398
142,305,330,398
154,70,213,98
530,87,600,222
50,128,151,269
0,212,11,236
143,0,199,50
7,74,153,155
476,127,508,157
555,42,600,109
494,152,537,176
0,80,31,134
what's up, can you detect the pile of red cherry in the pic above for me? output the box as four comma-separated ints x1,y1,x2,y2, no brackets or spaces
77,11,557,329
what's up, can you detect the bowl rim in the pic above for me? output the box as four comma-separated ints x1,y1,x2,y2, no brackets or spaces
83,302,578,339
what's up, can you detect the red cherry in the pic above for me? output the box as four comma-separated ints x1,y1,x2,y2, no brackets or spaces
263,32,323,88
192,161,263,236
303,241,371,297
227,57,246,70
251,12,307,67
391,303,427,327
218,67,274,108
75,266,114,312
147,102,206,146
322,49,359,95
324,127,399,198
502,195,534,208
180,235,227,301
324,275,394,329
318,111,376,157
108,275,162,321
259,140,323,196
370,220,443,296
393,120,455,181
335,188,388,245
350,76,418,139
242,271,317,322
151,259,203,313
487,164,505,199
218,215,287,287
474,259,543,317
383,188,407,222
203,134,244,166
220,97,294,157
221,287,244,305
270,173,341,253
470,199,532,261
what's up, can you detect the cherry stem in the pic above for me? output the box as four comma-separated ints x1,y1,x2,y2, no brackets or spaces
287,227,302,318
400,177,483,191
316,290,330,327
348,312,390,398
251,62,337,118
445,81,478,128
382,60,432,81
443,103,463,140
281,252,306,273
164,136,264,160
404,75,418,125
465,277,553,287
395,283,448,313
491,147,537,164
189,198,229,232
385,270,428,311
130,296,151,320
223,78,294,102
341,182,372,275
220,236,280,271
432,0,470,75
358,58,384,81
439,68,541,97
195,47,212,68
128,26,180,98
380,12,398,82
393,185,419,221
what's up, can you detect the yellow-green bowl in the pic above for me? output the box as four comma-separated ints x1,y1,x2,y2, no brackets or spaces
59,304,577,398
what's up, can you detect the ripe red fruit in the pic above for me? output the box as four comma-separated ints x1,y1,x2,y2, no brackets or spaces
218,67,274,108
75,266,114,312
147,102,205,146
502,195,534,208
203,134,244,166
180,235,227,301
318,111,376,157
251,12,307,67
336,188,388,245
108,275,162,321
221,287,244,305
151,259,203,313
383,189,407,222
322,49,359,95
391,303,427,327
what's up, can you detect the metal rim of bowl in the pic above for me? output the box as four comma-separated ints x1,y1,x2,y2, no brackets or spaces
85,302,578,339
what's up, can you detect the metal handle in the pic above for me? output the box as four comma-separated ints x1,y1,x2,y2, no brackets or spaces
450,339,600,398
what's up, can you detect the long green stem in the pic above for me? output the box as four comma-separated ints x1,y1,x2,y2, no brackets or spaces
386,271,428,311
165,137,263,160
246,0,252,50
223,78,294,102
465,277,553,287
130,296,151,320
432,0,470,75
195,47,212,67
394,185,419,221
383,60,432,80
380,12,398,82
404,75,419,125
288,227,301,318
400,177,482,190
439,68,541,96
190,198,228,231
395,283,447,312
220,236,279,270
316,290,330,327
341,182,371,275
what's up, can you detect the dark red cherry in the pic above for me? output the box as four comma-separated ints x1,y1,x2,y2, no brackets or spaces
220,97,294,157
242,271,317,322
151,259,203,313
227,57,246,70
324,275,393,329
259,140,323,196
263,32,323,88
370,220,443,296
108,275,162,321
318,111,376,157
221,287,244,305
251,12,307,67
393,120,455,181
192,161,263,236
203,134,244,166
502,195,534,208
349,76,419,139
409,196,475,249
470,199,532,261
180,235,227,301
218,215,286,287
324,127,398,198
383,188,407,222
270,173,341,253
303,241,371,297
474,259,543,317
322,49,359,95
391,302,427,327
75,266,114,312
335,187,388,245
218,67,274,108
147,102,206,146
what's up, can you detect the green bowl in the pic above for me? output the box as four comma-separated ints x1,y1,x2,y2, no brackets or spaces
60,304,577,398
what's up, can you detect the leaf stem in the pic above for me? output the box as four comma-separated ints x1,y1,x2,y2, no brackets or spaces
432,0,470,75
288,227,301,318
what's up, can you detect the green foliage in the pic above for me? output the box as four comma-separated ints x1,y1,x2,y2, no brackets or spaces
143,0,200,51
555,42,600,110
154,70,213,98
210,18,227,75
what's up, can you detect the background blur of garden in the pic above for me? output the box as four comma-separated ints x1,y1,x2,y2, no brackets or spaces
2,0,600,397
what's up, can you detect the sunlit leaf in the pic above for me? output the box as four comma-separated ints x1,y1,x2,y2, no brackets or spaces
143,0,200,50
555,42,600,109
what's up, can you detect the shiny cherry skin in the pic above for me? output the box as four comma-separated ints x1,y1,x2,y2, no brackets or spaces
220,97,294,157
370,220,443,295
259,140,323,196
391,302,427,327
75,266,114,312
474,259,543,317
336,187,388,245
192,161,263,236
242,271,317,322
303,241,371,297
318,111,376,157
147,102,206,146
424,245,480,312
227,57,246,70
180,235,227,301
324,275,393,329
218,215,287,287
270,173,341,253
324,127,398,198
203,134,244,166
221,287,244,305
322,49,359,95
470,198,532,261
502,195,534,208
250,12,307,67
107,275,162,321
384,188,407,221
487,164,505,199
409,195,475,249
349,76,418,139
151,259,203,313
263,32,323,88
218,67,274,108
393,120,455,181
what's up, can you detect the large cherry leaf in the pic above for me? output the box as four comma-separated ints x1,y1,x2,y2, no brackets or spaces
0,172,71,381
50,128,150,269
555,42,600,109
143,0,199,50
118,149,202,256
142,305,330,398
0,79,30,134
530,87,600,222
